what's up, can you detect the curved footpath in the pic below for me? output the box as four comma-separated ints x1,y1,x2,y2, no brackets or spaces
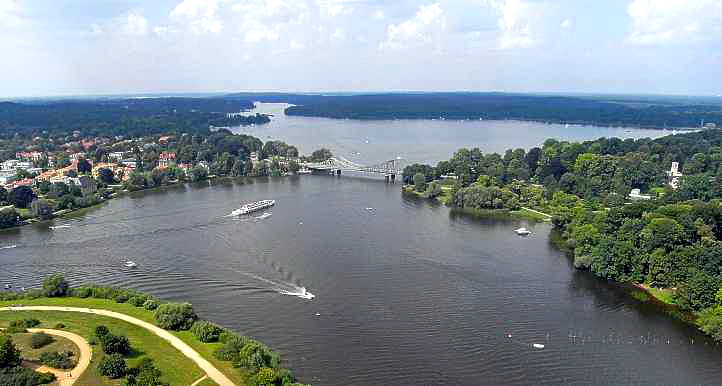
1,306,235,386
25,328,92,386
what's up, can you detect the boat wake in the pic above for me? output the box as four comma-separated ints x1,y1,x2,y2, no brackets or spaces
0,245,17,249
49,225,71,230
231,269,315,300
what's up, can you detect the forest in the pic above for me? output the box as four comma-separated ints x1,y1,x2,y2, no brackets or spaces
0,97,268,137
279,93,722,129
403,129,722,340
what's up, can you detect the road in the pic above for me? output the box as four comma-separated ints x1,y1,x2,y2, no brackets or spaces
1,306,234,386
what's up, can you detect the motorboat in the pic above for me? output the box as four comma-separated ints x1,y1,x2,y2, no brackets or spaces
298,287,315,300
256,212,272,220
515,227,531,236
532,343,545,349
124,261,137,268
231,200,275,216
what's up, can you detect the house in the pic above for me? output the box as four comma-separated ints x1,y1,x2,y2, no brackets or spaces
158,136,173,145
158,152,176,168
7,178,34,190
629,188,651,200
666,162,683,189
67,175,97,196
15,151,43,161
177,163,191,173
69,152,85,161
250,152,259,163
108,152,125,161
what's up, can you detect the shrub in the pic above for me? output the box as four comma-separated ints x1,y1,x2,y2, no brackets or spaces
115,294,129,303
213,334,249,361
190,321,223,343
95,325,110,338
98,353,127,378
101,334,131,355
128,295,149,307
153,303,197,331
7,318,40,333
143,299,160,310
54,323,65,329
42,274,69,297
39,351,75,369
233,341,280,373
124,358,168,386
30,332,53,349
0,335,21,368
0,367,55,385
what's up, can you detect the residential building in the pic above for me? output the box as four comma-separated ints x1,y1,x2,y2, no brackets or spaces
159,152,176,168
629,188,651,200
667,162,683,189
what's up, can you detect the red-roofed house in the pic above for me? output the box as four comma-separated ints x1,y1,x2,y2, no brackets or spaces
159,152,176,168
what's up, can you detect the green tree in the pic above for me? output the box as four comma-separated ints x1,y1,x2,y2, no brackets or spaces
675,270,720,311
77,159,92,173
413,173,427,192
153,303,198,331
98,353,127,378
97,168,115,184
424,181,442,199
309,148,332,162
8,186,36,208
42,274,69,297
0,335,21,368
0,207,19,229
30,199,54,219
190,321,223,343
190,166,208,182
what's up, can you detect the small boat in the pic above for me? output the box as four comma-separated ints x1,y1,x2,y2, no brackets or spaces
256,212,272,220
315,312,321,316
4,284,11,289
532,343,545,349
515,227,531,236
124,261,137,268
231,200,275,216
365,207,375,211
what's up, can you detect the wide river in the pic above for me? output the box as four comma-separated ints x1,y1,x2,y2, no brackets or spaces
2,111,720,385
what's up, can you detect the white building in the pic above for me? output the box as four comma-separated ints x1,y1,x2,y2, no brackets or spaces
629,188,651,200
109,152,125,161
667,162,683,189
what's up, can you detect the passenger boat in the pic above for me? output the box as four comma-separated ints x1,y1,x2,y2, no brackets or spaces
231,200,275,216
514,227,531,236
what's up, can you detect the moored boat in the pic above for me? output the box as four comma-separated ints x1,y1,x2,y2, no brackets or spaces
514,227,531,236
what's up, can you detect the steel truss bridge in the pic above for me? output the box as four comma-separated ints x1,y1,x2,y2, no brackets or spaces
303,156,406,178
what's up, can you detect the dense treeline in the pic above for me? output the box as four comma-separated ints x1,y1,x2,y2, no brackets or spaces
279,93,721,129
0,97,267,138
405,129,722,341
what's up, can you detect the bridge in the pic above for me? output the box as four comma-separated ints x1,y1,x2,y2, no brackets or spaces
302,156,406,181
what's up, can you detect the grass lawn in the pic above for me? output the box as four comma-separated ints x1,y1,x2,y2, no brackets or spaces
0,297,240,385
0,308,205,385
511,207,552,222
645,286,676,305
11,332,80,362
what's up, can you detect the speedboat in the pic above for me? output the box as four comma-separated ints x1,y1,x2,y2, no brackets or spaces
256,212,272,220
124,261,137,268
298,287,315,300
232,200,275,216
4,284,11,289
515,227,531,236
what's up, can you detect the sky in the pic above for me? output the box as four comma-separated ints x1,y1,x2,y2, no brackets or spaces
1,0,721,97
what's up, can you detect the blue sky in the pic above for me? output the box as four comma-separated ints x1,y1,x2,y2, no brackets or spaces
1,0,721,97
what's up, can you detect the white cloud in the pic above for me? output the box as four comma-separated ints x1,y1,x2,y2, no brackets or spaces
170,0,223,35
492,0,539,49
0,0,24,29
628,0,722,45
380,2,446,50
122,13,149,35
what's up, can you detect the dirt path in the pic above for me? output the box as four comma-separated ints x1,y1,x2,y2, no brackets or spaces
25,328,92,386
1,306,235,386
190,375,210,386
520,206,553,218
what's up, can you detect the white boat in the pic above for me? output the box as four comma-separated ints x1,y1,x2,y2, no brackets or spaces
515,227,531,236
256,212,272,220
298,287,315,300
532,343,545,349
124,261,137,268
231,200,275,216
4,284,11,289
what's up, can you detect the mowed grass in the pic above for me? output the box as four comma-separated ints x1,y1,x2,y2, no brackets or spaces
0,297,241,385
0,310,205,385
11,332,80,362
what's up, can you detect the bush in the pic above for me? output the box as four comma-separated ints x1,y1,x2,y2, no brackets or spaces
54,323,65,329
0,367,55,385
213,334,249,361
98,353,127,378
124,358,168,386
0,335,21,368
42,274,69,297
153,303,197,331
190,321,223,343
128,295,149,307
30,333,53,349
39,351,75,369
101,334,131,355
233,341,280,373
7,318,40,333
115,294,129,303
143,299,160,310
95,325,110,338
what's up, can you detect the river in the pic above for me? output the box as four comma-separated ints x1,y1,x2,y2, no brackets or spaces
1,112,719,385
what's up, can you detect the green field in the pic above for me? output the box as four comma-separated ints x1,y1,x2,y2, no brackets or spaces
11,332,80,362
0,297,236,385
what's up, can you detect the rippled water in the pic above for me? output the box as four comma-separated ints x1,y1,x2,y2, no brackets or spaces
233,103,674,165
2,176,722,385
